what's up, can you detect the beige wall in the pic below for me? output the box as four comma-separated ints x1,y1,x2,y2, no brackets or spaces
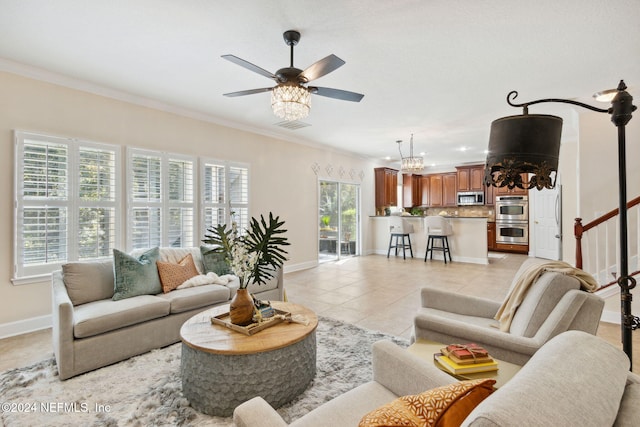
0,71,378,333
570,109,640,319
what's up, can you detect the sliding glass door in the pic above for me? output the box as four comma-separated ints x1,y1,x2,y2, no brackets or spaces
318,180,360,262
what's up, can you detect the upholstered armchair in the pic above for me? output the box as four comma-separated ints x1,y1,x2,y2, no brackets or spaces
413,258,605,365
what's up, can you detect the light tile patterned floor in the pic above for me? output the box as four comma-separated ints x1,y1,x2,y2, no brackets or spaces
1,253,638,373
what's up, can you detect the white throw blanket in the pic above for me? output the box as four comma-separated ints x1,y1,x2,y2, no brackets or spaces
177,272,238,289
494,261,599,332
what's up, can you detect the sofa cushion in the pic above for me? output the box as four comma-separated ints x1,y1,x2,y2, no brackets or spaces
359,379,495,427
200,245,233,275
156,284,231,313
113,247,162,301
462,331,629,427
73,295,170,338
62,259,114,305
156,253,200,293
509,271,579,337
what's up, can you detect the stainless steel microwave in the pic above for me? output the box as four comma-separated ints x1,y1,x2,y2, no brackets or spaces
457,191,485,206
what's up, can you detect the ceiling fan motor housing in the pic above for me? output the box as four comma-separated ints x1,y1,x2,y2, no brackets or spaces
283,30,301,46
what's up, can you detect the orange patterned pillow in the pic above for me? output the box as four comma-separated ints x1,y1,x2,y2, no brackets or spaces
156,254,200,293
359,379,495,427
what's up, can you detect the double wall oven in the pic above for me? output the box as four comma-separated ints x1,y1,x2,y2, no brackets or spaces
495,195,528,245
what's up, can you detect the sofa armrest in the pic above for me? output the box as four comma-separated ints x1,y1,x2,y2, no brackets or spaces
372,340,455,397
51,270,75,380
421,287,500,318
414,311,543,363
233,396,288,427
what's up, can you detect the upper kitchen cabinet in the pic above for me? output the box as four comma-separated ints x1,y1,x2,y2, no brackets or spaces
443,173,457,206
428,172,457,207
402,173,421,208
456,165,485,192
494,173,529,196
485,181,495,206
420,175,430,207
375,167,398,210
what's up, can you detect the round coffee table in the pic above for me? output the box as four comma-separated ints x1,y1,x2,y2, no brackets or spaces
180,301,318,417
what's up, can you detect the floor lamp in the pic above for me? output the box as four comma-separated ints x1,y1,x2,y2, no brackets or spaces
485,80,637,368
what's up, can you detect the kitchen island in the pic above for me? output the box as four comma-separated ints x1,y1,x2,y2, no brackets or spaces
370,216,488,264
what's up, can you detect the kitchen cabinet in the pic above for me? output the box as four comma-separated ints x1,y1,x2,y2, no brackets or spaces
429,174,443,206
456,165,484,192
375,167,398,210
443,173,457,207
487,221,496,251
420,175,430,207
402,174,421,208
426,172,457,207
495,174,529,196
495,242,528,254
485,182,495,206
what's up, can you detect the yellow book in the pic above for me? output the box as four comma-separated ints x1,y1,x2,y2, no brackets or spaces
434,353,498,375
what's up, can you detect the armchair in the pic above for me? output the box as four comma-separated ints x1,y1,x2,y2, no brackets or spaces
413,258,604,365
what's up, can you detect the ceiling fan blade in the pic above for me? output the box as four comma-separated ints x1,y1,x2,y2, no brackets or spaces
299,54,345,82
309,86,364,102
221,55,277,80
223,87,273,97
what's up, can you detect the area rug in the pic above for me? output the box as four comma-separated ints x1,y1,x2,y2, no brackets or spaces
0,317,408,426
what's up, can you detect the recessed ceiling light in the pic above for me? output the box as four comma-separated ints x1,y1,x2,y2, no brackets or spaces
458,147,468,152
385,156,391,160
419,152,426,156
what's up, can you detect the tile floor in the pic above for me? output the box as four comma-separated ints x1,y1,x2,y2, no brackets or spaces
1,252,638,373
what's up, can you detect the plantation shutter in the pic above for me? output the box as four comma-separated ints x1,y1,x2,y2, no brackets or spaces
167,157,195,247
129,151,163,249
202,160,249,233
127,149,196,250
14,131,121,279
77,146,118,259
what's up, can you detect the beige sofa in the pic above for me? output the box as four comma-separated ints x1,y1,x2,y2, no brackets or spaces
52,247,283,380
234,331,640,426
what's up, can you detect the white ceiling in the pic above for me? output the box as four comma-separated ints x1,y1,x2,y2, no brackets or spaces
1,0,639,169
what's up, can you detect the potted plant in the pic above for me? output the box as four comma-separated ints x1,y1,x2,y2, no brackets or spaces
203,212,289,325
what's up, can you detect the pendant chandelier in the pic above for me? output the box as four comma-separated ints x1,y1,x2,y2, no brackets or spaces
271,83,311,121
397,134,424,172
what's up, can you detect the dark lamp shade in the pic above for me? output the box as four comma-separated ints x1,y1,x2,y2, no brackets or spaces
484,114,563,190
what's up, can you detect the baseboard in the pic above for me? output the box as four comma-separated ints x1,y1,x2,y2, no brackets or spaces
284,260,318,274
600,310,621,325
0,315,51,340
595,285,619,299
371,249,488,265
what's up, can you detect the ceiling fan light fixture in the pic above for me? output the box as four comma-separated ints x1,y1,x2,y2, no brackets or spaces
271,84,311,121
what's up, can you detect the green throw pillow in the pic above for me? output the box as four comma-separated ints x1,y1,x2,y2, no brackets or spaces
200,245,232,275
112,247,162,300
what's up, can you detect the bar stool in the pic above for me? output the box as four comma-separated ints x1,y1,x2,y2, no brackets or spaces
424,216,453,263
387,216,414,259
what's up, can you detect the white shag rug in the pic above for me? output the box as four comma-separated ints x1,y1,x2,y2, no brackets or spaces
0,317,408,426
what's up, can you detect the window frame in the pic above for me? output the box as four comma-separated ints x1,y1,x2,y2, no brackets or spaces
13,132,251,284
126,148,197,250
13,131,121,282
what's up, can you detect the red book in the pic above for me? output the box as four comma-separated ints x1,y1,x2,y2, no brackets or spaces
445,343,489,360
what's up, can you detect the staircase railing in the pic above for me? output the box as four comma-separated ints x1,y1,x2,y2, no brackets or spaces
575,196,640,290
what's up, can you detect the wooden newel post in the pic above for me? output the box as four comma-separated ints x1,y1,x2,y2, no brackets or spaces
574,218,583,269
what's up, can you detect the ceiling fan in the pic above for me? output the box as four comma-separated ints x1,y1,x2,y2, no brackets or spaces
222,30,364,121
